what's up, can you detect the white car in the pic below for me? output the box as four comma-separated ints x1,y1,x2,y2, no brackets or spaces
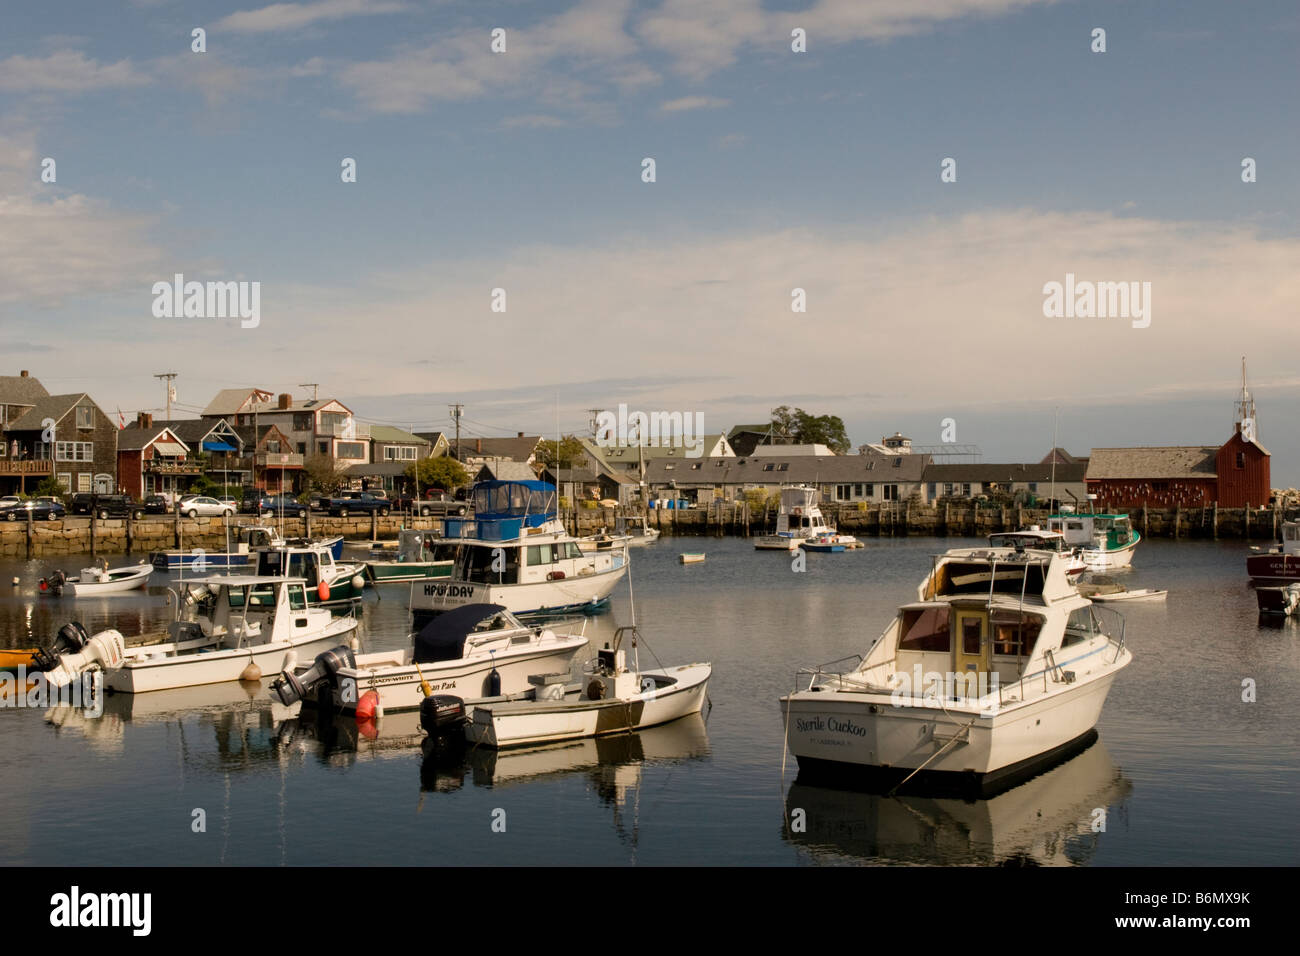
0,496,20,510
180,496,234,518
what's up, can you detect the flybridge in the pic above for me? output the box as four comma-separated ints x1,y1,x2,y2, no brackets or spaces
444,480,560,542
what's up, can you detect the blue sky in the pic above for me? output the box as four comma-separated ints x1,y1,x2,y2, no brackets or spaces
2,1,1297,480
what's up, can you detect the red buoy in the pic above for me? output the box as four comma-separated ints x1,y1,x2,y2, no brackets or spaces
317,579,330,602
356,689,379,721
356,717,379,740
39,579,48,592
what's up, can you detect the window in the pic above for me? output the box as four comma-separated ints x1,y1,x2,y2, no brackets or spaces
883,484,899,501
57,472,72,491
691,462,701,470
336,441,365,459
293,413,313,431
762,463,774,471
664,463,675,471
526,544,554,565
893,458,902,468
383,445,418,461
320,411,348,430
715,460,724,467
992,611,1042,656
55,442,93,462
865,484,874,497
777,463,789,471
898,606,950,652
943,483,954,496
835,484,851,501
267,440,281,453
288,585,307,610
853,483,863,497
1028,483,1038,493
77,473,91,493
1236,452,1245,469
318,442,328,455
76,406,93,429
962,483,972,496
927,483,936,498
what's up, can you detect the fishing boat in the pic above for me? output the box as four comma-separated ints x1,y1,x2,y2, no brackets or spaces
755,486,857,551
615,514,661,547
1255,583,1300,616
577,528,632,554
254,540,367,611
679,552,706,565
31,575,358,694
150,525,344,571
271,603,589,714
364,529,455,583
1247,520,1300,584
1045,513,1140,571
38,561,153,596
988,528,1086,577
464,626,711,749
407,480,628,625
780,545,1132,797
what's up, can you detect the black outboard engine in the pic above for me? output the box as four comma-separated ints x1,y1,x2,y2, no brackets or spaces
270,646,356,706
38,569,67,597
420,694,467,738
30,622,90,672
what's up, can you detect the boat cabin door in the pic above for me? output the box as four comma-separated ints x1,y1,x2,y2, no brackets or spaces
953,608,991,687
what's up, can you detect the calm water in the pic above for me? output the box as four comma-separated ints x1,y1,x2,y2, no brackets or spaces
1,537,1296,866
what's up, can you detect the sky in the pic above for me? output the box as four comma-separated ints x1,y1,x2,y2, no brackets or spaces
1,0,1297,481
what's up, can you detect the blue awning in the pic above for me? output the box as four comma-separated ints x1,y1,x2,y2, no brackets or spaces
203,441,237,452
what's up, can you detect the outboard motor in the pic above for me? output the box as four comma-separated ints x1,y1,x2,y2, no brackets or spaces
38,569,66,597
30,622,90,671
420,694,467,738
271,645,356,706
34,627,126,690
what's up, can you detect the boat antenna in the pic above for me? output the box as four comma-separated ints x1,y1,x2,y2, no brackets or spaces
1049,406,1059,514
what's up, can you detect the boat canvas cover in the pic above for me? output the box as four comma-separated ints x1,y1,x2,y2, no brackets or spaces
413,603,508,664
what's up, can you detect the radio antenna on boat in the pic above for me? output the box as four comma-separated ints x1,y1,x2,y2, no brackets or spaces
1049,406,1060,511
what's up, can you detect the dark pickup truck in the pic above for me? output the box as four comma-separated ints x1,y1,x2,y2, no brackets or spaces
326,492,392,517
388,490,469,517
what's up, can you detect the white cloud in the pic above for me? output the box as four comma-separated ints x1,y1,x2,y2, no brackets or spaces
0,50,149,92
660,95,730,112
215,0,409,34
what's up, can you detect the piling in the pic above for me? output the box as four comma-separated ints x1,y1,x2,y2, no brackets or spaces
89,510,97,558
1213,501,1218,539
25,509,33,559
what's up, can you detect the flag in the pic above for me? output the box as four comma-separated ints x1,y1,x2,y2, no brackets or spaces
116,407,125,430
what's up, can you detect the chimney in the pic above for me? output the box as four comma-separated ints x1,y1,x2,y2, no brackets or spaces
517,431,523,438
278,393,291,410
476,439,482,453
137,412,153,428
19,370,28,377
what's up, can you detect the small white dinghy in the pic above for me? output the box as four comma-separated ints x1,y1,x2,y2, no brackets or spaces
679,553,706,565
1089,588,1167,603
68,561,153,596
464,626,711,749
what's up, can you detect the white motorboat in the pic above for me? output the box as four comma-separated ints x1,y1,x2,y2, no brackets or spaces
408,480,627,625
1089,588,1167,604
270,603,589,713
465,626,711,749
1046,513,1140,571
615,514,661,547
780,546,1132,797
577,528,632,554
988,528,1086,577
39,561,153,597
254,540,367,611
364,528,455,583
33,575,358,694
755,486,855,550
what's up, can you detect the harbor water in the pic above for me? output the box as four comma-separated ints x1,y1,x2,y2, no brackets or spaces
1,537,1296,866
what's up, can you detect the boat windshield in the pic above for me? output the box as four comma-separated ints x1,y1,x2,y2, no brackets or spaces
458,544,519,583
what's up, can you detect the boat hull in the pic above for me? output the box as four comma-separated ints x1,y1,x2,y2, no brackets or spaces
109,619,358,694
466,663,710,749
781,652,1129,797
314,639,588,713
1081,537,1138,571
68,566,153,596
755,535,802,551
410,562,627,623
1246,552,1300,584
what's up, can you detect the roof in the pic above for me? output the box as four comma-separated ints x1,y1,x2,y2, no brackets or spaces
369,425,429,445
596,434,732,463
923,462,1089,483
201,388,348,417
644,451,932,486
6,394,95,431
751,444,836,457
0,374,50,408
477,460,539,482
414,431,448,446
201,388,273,417
1040,447,1085,466
1085,447,1220,481
117,426,191,453
123,418,241,450
454,435,543,462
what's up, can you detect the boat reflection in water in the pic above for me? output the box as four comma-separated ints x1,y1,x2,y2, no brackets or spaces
783,738,1131,866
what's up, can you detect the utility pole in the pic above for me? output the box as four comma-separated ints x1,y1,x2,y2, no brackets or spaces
155,372,177,421
449,404,464,462
585,408,604,439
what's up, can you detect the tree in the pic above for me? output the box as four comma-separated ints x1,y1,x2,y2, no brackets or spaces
303,453,349,496
407,455,470,491
31,476,65,499
537,436,587,470
768,406,851,454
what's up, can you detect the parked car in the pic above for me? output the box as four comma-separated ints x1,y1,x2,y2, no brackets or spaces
389,489,469,517
249,494,307,518
1,499,67,521
0,496,21,511
143,494,170,515
326,491,391,517
178,496,234,519
89,495,145,519
68,493,96,516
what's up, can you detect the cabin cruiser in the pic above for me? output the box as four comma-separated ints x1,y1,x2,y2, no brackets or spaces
32,576,358,695
1247,520,1300,584
254,540,366,611
1045,513,1139,570
364,529,454,583
150,524,346,571
271,603,589,713
464,626,711,749
408,480,627,625
780,546,1132,797
988,528,1086,577
756,486,857,551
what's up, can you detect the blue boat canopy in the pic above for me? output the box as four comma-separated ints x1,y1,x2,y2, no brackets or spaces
202,440,237,452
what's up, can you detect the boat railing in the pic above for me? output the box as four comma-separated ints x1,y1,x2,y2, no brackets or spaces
796,654,865,691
